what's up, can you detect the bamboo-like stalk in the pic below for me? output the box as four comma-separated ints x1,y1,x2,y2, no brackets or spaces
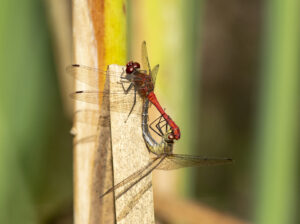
255,0,300,223
72,1,154,223
109,65,155,223
72,0,121,223
72,2,101,223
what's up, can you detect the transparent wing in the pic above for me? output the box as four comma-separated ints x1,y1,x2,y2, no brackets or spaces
141,41,151,73
74,110,111,127
150,64,159,87
100,156,166,199
71,90,105,104
74,109,100,126
67,64,125,88
70,90,143,116
156,154,233,170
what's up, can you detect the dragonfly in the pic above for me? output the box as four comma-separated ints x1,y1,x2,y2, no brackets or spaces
69,41,181,140
100,98,233,200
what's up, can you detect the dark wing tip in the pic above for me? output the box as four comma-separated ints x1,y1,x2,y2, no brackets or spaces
66,64,80,73
228,158,234,163
69,91,83,99
222,158,234,165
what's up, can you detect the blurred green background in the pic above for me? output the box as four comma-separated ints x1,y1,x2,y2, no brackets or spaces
0,0,299,223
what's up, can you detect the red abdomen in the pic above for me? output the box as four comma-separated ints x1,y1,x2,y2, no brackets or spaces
147,92,181,140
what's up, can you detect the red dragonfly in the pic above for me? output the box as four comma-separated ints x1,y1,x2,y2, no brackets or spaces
69,41,181,140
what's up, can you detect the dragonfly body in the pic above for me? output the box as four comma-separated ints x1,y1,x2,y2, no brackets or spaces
142,98,173,155
127,69,154,98
70,41,181,139
147,92,181,140
124,60,181,140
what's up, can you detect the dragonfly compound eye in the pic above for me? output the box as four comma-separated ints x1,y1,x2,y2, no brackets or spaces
126,61,133,67
126,66,134,74
133,62,140,69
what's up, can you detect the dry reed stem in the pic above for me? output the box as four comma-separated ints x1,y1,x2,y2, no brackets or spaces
72,1,103,223
45,0,73,116
109,65,155,224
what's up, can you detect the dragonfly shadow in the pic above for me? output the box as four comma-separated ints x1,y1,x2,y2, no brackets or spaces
87,75,116,224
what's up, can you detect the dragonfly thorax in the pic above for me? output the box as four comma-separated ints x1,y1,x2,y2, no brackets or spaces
133,72,154,97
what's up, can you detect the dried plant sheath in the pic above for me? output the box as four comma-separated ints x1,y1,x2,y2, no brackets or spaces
72,0,128,223
109,65,155,223
72,1,101,223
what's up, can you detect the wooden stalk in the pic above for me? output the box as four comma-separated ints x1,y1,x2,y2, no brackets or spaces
109,65,155,223
72,1,154,223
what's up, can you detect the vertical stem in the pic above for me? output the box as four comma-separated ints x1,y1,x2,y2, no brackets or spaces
178,0,203,196
255,0,300,223
72,0,126,223
45,0,73,116
109,65,155,223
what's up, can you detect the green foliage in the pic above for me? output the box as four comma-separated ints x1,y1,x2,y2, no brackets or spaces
0,1,72,223
255,0,300,223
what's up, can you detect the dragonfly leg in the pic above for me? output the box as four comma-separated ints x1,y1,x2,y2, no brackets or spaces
118,79,131,96
149,115,164,137
121,82,134,94
124,88,136,122
117,79,130,86
157,114,168,135
119,67,127,80
156,115,163,135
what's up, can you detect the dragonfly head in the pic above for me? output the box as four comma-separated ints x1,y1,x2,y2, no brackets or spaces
164,130,175,144
126,61,140,74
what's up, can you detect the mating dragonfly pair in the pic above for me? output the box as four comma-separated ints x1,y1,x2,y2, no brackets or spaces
70,41,232,200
